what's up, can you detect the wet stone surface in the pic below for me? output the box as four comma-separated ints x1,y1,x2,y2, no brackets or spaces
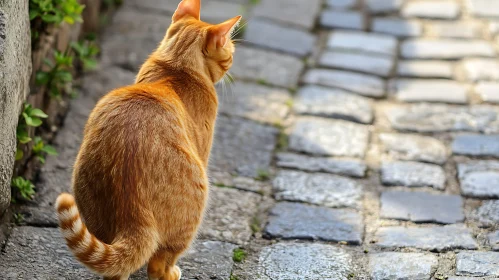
381,161,446,190
456,251,499,277
273,170,363,209
265,202,363,244
369,252,438,280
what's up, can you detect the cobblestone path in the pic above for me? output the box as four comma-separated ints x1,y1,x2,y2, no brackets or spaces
2,0,499,279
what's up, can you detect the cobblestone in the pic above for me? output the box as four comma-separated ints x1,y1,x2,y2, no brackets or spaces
375,225,478,252
456,252,499,277
471,200,499,226
391,79,468,104
467,0,499,18
288,117,370,158
273,170,363,209
402,0,460,19
381,161,446,189
327,31,397,56
379,133,448,164
202,1,244,24
265,202,363,243
397,60,454,78
428,21,483,39
369,252,438,280
452,134,499,157
303,69,385,97
276,153,367,178
252,0,322,30
460,59,499,82
380,190,464,224
294,85,374,123
476,82,499,103
326,0,357,9
372,18,423,37
458,161,499,198
320,10,364,30
319,50,394,77
244,19,316,57
401,39,496,59
256,243,354,280
366,0,404,13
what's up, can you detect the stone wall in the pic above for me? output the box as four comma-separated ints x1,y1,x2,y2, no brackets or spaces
0,0,32,216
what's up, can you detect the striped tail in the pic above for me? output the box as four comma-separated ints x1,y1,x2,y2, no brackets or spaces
55,193,159,277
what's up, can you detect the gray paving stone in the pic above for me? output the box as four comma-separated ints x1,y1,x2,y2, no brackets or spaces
467,0,499,18
429,21,483,39
391,79,468,104
210,115,277,178
252,0,322,30
476,82,499,103
217,81,291,125
461,59,499,82
201,1,244,24
288,117,370,158
319,50,394,77
231,46,304,89
303,69,385,97
200,187,260,245
210,172,268,193
15,206,57,227
273,170,363,209
448,277,494,280
381,161,446,190
379,133,449,164
320,10,364,30
366,0,404,13
369,252,438,280
380,190,464,224
276,153,367,178
456,252,499,277
294,85,374,124
265,202,363,244
489,231,499,251
402,0,460,19
375,225,478,252
256,242,354,280
372,18,423,37
401,39,496,59
471,200,499,226
327,31,398,56
326,0,358,9
244,19,316,57
452,134,499,157
124,0,178,14
397,60,454,78
386,104,499,133
458,161,499,198
104,7,171,39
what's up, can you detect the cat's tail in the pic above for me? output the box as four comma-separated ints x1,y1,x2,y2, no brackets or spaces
55,193,159,277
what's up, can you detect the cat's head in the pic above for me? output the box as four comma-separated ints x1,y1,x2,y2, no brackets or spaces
159,0,241,83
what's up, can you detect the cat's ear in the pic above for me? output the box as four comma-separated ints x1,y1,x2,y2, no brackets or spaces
172,0,201,23
208,16,242,48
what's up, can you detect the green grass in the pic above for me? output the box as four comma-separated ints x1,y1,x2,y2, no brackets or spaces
256,169,270,181
233,248,247,263
250,216,261,234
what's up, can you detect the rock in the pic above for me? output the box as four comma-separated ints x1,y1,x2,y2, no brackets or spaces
276,153,367,178
372,18,423,37
379,133,449,164
402,0,460,19
319,50,394,77
366,0,404,13
327,31,398,56
397,60,454,78
273,170,363,209
231,46,304,89
294,85,374,124
217,81,291,125
375,225,478,252
381,161,446,190
476,82,499,103
288,117,370,158
401,39,496,59
467,0,499,18
320,10,364,30
452,134,499,157
471,200,499,226
391,79,468,104
210,115,277,178
252,0,322,30
244,19,316,57
326,0,358,9
200,187,261,245
265,202,364,244
489,231,499,251
428,21,482,39
380,190,464,224
16,206,58,227
458,161,499,198
386,104,499,133
461,59,499,82
0,0,31,215
369,252,438,280
302,69,386,97
256,242,354,280
456,251,499,277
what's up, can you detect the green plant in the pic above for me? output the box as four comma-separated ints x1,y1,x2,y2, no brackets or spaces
13,213,25,225
233,248,246,263
256,169,270,181
71,40,100,71
230,275,239,280
29,0,85,25
36,50,74,98
276,131,289,152
32,136,58,164
250,216,261,234
15,104,49,160
11,177,36,200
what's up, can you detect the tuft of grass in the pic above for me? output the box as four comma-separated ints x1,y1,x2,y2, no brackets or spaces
250,216,261,234
256,169,270,181
233,248,247,263
257,79,268,86
230,275,240,280
13,213,25,225
276,131,289,152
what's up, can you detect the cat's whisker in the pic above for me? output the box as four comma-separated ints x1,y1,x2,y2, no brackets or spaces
231,20,250,39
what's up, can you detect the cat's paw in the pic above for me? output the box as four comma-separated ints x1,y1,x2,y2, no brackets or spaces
173,265,182,280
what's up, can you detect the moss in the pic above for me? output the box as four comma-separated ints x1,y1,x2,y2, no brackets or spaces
233,248,247,263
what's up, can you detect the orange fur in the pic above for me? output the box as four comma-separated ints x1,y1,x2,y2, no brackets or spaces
55,0,241,278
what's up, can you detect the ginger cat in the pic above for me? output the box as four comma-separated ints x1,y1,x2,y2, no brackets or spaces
54,0,241,279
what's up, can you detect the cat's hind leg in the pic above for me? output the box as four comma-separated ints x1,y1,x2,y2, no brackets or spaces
147,249,182,280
